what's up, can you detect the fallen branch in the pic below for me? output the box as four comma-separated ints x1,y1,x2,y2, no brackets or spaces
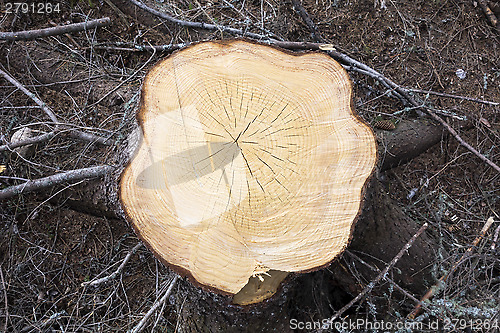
289,5,500,174
93,42,187,53
127,0,274,40
492,224,500,250
0,17,111,41
0,165,114,200
345,250,432,314
20,311,67,333
409,88,499,106
82,242,143,287
0,131,55,152
88,44,158,107
0,265,8,333
291,0,323,41
319,223,428,331
408,217,495,319
128,275,179,333
0,68,110,145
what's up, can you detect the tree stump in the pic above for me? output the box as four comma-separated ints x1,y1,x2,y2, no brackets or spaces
119,40,378,304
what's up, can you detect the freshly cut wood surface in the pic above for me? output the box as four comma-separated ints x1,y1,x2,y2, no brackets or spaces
120,40,377,298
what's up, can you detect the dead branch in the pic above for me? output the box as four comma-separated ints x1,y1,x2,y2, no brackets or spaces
409,217,495,319
319,223,428,331
88,46,158,107
93,43,187,53
288,6,500,174
127,0,275,40
82,242,143,287
0,68,111,145
409,88,499,106
129,275,179,333
345,250,433,314
20,311,67,333
0,165,114,200
0,131,55,152
291,0,323,41
0,265,8,333
492,224,500,250
0,17,111,41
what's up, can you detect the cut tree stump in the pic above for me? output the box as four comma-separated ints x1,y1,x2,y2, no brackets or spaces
9,39,442,332
119,40,378,304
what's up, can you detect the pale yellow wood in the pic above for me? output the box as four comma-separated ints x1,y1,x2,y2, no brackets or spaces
120,40,377,300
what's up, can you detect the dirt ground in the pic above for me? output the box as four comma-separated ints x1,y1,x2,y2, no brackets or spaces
0,0,499,332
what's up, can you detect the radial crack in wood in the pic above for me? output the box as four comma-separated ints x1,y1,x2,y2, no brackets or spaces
119,40,377,304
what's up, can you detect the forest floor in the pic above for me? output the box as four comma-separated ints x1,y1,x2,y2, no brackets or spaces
0,0,499,332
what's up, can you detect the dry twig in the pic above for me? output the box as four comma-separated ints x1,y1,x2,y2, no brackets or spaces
82,242,143,287
409,88,499,106
127,0,275,40
0,131,55,152
291,0,323,41
345,250,432,313
288,6,500,174
0,68,110,145
128,275,179,333
0,266,8,333
0,165,114,200
0,17,110,41
318,223,429,331
409,217,496,319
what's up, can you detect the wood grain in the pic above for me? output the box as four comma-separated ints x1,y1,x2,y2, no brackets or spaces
119,40,377,301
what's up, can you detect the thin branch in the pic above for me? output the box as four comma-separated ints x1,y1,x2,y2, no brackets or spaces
128,275,179,333
127,0,274,40
345,250,432,314
319,223,428,331
288,6,500,174
0,165,114,200
409,217,495,319
409,88,499,106
82,242,143,287
0,131,55,152
291,0,323,41
0,17,111,41
0,265,8,333
88,44,158,107
93,43,187,53
0,68,110,145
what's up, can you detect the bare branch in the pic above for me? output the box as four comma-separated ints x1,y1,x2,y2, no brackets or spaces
0,131,55,152
409,217,495,319
0,266,8,333
82,242,143,287
319,223,429,331
0,17,111,41
409,88,499,106
128,275,179,333
127,0,274,40
0,165,114,200
0,68,111,145
291,0,323,41
288,6,500,174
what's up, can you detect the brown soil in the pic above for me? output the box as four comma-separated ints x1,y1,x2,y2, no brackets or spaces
0,0,499,332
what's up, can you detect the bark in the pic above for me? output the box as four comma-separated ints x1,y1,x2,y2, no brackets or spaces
0,18,110,41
